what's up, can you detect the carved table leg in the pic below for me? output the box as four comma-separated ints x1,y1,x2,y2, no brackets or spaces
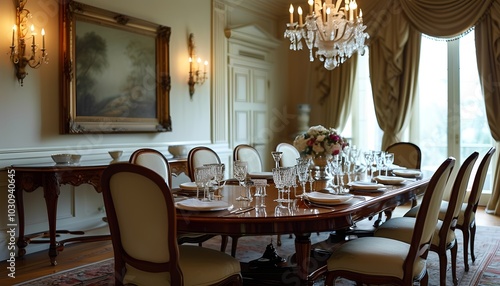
43,173,61,265
14,182,27,257
294,233,312,283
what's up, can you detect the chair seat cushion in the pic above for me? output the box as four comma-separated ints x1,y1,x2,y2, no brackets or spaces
124,245,241,285
375,217,456,246
327,237,426,280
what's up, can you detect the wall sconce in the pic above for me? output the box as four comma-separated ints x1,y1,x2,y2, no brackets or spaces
10,0,48,86
188,33,208,98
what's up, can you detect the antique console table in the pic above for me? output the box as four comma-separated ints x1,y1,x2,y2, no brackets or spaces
11,157,188,265
11,160,113,265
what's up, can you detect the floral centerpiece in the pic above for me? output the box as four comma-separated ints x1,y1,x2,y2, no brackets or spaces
293,125,347,159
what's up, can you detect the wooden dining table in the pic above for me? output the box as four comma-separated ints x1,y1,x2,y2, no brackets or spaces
174,174,430,284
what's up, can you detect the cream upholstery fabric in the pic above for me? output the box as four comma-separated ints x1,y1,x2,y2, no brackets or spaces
326,157,454,285
375,218,455,250
124,245,241,286
276,143,300,167
235,146,262,173
131,152,170,186
103,164,241,286
327,237,426,280
193,150,220,169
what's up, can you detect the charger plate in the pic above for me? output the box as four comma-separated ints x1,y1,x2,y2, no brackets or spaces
179,182,199,191
248,172,273,179
305,192,354,205
392,169,422,178
175,198,231,211
374,176,406,185
349,181,386,192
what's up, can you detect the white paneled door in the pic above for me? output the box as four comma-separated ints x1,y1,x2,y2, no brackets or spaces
230,61,270,168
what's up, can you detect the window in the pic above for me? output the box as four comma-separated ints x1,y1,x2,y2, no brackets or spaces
350,31,494,192
415,31,494,191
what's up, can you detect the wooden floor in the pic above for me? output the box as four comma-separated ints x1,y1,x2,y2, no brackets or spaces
1,206,499,285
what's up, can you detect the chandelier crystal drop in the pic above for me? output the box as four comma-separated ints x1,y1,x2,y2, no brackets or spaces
284,0,369,70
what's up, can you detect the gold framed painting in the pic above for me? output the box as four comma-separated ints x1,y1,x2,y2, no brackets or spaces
59,1,171,133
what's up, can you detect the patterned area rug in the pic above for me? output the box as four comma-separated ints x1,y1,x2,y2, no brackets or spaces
15,225,500,285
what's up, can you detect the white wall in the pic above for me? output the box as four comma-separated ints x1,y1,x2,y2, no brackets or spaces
0,0,296,260
0,0,216,261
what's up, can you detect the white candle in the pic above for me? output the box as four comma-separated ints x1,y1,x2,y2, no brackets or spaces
289,4,294,24
308,0,314,15
298,6,303,26
322,3,326,22
350,0,357,21
197,57,201,71
12,25,16,46
31,25,35,47
41,28,45,49
204,60,208,73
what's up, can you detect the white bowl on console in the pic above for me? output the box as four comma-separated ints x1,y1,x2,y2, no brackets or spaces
108,150,123,160
168,145,188,158
51,154,72,164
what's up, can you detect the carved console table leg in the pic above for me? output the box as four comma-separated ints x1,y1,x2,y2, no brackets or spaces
43,173,61,265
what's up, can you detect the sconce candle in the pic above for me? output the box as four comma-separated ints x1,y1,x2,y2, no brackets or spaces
187,33,208,98
9,0,48,86
42,29,45,49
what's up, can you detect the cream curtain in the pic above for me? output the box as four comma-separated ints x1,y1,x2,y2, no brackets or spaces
475,0,500,215
358,0,499,212
309,55,357,132
365,0,421,150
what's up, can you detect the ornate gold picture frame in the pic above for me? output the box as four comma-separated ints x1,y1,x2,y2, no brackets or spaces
60,1,171,133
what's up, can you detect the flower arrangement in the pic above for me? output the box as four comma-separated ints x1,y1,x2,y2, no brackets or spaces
293,125,347,158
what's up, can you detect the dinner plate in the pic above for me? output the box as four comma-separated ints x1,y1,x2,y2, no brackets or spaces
179,182,199,191
392,169,422,178
349,181,386,191
305,192,354,205
248,171,273,179
175,198,231,211
374,175,406,185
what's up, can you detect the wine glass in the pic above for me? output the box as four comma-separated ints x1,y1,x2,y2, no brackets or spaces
205,163,225,199
296,158,309,197
233,160,249,201
272,167,285,207
194,166,210,200
271,151,283,169
385,153,394,176
363,151,374,181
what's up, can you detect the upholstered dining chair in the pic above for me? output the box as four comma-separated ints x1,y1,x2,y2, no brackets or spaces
276,142,300,167
376,152,478,286
386,141,422,170
186,146,235,254
325,157,455,286
233,144,263,173
129,148,216,247
101,163,242,286
187,146,221,181
405,146,496,272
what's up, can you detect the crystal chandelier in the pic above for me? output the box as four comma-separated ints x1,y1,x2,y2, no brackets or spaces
284,0,369,70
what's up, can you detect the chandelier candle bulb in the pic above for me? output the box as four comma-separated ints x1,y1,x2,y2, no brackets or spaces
283,0,369,70
298,7,303,26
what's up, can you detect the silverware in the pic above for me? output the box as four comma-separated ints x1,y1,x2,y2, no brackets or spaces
220,206,254,217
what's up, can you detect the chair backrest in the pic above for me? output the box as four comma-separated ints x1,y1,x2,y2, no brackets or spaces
233,144,263,173
439,152,478,238
464,147,496,222
101,163,183,285
276,143,300,167
404,157,455,281
385,142,422,169
187,146,221,181
129,148,172,188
